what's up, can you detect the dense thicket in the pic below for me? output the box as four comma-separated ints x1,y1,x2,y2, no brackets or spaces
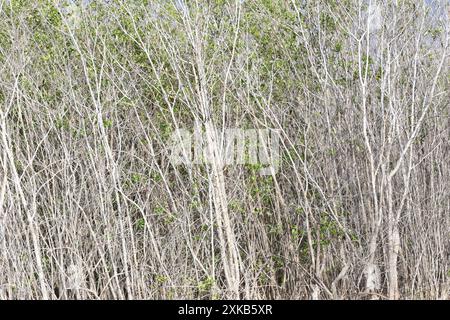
0,0,448,299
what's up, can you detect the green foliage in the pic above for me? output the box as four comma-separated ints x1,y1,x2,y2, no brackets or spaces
137,218,146,230
155,206,165,215
320,13,336,32
229,200,245,214
103,119,113,129
290,225,303,241
197,276,214,293
428,28,442,40
150,171,162,183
